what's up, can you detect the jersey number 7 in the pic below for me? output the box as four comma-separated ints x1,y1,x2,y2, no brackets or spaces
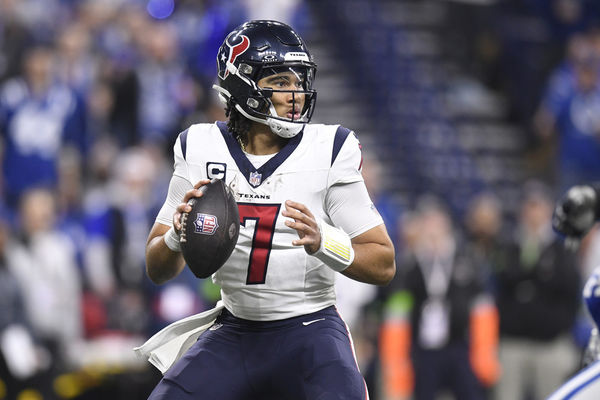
238,203,281,284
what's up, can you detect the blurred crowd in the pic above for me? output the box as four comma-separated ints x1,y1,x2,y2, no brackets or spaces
371,180,585,400
533,27,600,193
1,0,600,399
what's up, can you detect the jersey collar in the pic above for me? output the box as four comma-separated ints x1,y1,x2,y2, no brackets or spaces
217,121,303,188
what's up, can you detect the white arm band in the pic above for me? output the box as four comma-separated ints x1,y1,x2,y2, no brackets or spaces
163,226,181,253
313,219,355,272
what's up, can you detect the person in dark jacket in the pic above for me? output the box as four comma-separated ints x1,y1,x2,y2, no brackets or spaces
493,181,581,400
380,196,498,400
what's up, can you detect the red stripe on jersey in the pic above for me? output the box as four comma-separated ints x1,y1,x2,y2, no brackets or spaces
238,203,281,284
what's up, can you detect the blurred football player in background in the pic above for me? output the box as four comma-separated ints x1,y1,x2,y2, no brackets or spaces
140,20,395,399
549,183,600,399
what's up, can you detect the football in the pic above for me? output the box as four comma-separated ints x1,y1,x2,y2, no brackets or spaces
180,179,240,278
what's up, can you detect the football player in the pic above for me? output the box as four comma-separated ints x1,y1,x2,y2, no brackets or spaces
141,20,396,399
548,184,600,399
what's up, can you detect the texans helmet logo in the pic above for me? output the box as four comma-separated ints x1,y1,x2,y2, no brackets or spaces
194,213,219,235
218,33,250,79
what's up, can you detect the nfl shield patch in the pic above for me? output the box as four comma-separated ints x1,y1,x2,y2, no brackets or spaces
194,213,219,235
249,171,262,186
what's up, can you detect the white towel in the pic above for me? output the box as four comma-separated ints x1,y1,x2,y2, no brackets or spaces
133,301,225,374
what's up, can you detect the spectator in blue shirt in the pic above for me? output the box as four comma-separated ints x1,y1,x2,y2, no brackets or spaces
0,45,88,209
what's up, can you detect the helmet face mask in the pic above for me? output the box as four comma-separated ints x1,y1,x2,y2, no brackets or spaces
213,20,317,138
256,66,315,121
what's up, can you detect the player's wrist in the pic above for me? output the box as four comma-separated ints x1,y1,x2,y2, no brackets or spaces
312,219,354,272
164,226,182,252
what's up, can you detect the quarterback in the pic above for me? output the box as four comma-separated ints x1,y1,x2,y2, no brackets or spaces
141,20,395,399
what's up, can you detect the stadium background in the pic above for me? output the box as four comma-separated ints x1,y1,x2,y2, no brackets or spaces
1,0,600,399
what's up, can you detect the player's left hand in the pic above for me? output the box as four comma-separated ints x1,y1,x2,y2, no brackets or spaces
282,200,321,254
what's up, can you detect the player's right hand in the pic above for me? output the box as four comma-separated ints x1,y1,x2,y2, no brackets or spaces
173,179,210,232
552,185,598,240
